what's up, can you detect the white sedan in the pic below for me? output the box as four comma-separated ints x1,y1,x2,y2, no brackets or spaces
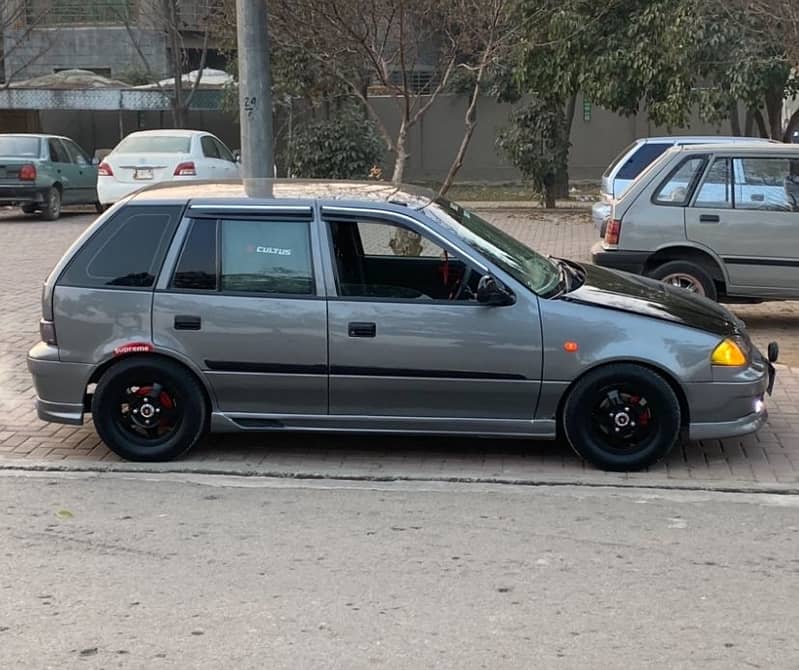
97,129,240,205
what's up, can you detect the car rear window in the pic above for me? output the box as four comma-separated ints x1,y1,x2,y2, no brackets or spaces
59,205,181,289
616,143,671,180
114,136,192,154
602,141,638,179
0,136,40,157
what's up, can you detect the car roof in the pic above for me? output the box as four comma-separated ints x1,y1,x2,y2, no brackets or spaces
671,142,799,155
0,133,71,141
122,129,208,138
130,179,437,208
641,136,774,144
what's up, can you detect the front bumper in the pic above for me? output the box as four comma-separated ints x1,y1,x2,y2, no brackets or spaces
591,241,649,275
0,184,48,205
27,343,91,425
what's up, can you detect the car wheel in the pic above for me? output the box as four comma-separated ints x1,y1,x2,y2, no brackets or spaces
648,260,717,300
39,187,62,221
562,364,681,472
92,356,207,462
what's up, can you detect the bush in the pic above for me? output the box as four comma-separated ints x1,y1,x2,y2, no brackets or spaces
288,107,384,180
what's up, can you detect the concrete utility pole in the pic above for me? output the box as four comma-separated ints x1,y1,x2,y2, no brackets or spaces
236,0,274,197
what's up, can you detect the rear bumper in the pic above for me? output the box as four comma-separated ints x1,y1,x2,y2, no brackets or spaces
0,184,48,205
27,343,91,426
591,242,649,275
591,200,611,235
97,178,142,205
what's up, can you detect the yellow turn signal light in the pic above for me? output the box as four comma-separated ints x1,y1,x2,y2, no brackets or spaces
711,338,748,366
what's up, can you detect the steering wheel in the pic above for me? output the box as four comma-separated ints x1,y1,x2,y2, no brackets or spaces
449,267,474,301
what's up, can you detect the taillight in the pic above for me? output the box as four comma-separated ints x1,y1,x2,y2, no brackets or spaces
98,161,113,177
18,164,36,181
39,319,57,346
605,219,622,246
174,161,196,176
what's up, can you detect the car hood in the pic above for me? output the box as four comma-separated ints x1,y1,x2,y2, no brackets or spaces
562,263,742,337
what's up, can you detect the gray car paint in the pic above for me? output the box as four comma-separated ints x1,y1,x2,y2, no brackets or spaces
28,181,770,444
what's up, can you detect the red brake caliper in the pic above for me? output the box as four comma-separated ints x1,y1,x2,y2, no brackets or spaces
135,386,174,426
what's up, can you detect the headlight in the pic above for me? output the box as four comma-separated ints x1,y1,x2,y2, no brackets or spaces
711,337,749,366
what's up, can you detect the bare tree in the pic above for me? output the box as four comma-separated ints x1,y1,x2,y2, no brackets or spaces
0,0,54,89
437,0,517,196
119,0,218,127
272,0,469,186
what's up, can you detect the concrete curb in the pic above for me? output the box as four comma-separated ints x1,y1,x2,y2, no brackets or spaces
3,460,798,496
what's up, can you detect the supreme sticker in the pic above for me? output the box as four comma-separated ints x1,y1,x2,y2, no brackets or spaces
113,342,154,356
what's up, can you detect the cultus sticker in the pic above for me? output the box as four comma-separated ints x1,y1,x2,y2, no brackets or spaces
256,246,292,256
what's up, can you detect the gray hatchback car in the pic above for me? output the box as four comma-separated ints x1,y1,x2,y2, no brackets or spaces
28,181,777,471
592,143,799,301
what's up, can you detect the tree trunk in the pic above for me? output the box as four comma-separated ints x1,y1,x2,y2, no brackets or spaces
438,80,481,197
729,101,742,136
552,94,578,200
744,109,755,137
543,180,557,209
753,110,769,138
391,120,409,185
165,0,185,128
765,87,784,139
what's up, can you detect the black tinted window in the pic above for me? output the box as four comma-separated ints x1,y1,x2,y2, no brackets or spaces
201,136,220,158
220,219,314,295
48,139,69,163
59,206,180,289
172,219,218,290
616,143,670,180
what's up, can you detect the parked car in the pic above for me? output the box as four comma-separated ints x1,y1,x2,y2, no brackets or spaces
97,129,240,205
591,142,799,302
0,133,100,220
592,136,775,236
28,181,777,471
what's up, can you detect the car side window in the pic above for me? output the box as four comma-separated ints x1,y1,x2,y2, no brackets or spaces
327,218,480,301
201,136,220,159
213,138,235,162
220,218,314,295
693,158,732,209
48,139,69,164
59,206,181,289
172,219,218,291
653,156,708,206
734,157,797,212
616,143,670,181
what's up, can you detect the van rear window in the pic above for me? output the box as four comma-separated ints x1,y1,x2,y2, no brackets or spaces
616,143,670,180
59,205,181,289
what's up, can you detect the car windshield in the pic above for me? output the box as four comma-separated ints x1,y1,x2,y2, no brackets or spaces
0,136,40,157
424,198,561,296
114,136,191,154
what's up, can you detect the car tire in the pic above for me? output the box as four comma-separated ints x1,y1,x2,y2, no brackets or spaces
92,356,207,462
39,187,61,221
562,364,681,472
648,260,717,300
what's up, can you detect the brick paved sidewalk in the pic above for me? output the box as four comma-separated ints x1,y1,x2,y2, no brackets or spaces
1,207,798,487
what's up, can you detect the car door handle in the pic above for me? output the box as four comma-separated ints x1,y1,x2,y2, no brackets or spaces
699,214,720,223
174,315,202,330
348,322,376,338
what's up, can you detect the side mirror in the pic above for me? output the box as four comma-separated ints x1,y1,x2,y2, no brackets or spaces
233,150,241,163
476,275,514,306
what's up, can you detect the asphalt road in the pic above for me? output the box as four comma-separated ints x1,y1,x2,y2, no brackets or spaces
2,472,798,669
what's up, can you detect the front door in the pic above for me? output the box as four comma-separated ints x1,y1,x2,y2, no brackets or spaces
686,155,799,294
153,209,328,415
321,210,543,424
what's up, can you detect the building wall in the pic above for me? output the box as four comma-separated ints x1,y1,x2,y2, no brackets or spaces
2,26,168,81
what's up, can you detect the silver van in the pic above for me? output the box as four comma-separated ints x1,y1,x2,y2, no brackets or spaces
29,181,777,471
592,143,799,302
593,136,775,235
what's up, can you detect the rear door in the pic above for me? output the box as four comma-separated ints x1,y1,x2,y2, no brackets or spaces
200,136,225,179
153,205,328,416
47,138,78,202
61,139,98,204
211,137,240,178
686,154,799,294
